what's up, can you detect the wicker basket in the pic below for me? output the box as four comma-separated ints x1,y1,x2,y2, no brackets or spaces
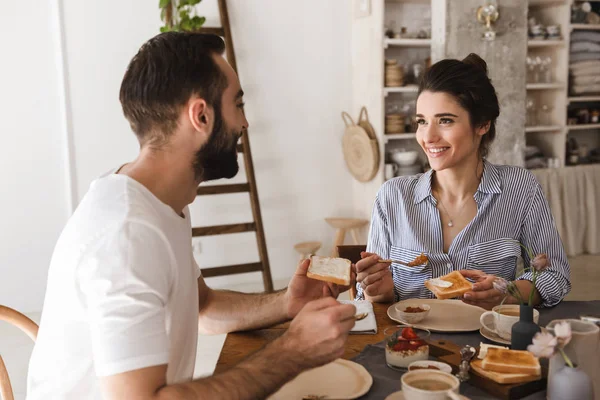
340,107,380,182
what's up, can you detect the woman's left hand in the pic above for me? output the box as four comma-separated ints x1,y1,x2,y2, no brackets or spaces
458,269,504,310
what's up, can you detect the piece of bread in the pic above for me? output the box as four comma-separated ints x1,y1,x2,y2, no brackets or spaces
471,359,541,384
307,255,351,286
424,270,473,300
481,348,541,376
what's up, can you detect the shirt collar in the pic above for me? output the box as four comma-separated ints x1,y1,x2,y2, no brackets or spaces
413,160,502,204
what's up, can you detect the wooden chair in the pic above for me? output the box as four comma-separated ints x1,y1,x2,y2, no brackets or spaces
325,218,369,257
0,305,39,400
337,245,367,300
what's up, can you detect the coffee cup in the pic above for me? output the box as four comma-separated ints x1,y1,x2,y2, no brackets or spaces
401,370,461,400
480,305,540,340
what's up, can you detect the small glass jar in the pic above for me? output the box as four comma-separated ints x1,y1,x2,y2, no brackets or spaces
384,325,430,370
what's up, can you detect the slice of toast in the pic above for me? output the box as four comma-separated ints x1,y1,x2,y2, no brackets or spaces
471,359,541,384
481,348,541,376
424,270,473,300
307,256,351,286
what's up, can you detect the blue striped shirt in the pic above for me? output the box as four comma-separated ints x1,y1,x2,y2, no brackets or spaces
356,161,571,307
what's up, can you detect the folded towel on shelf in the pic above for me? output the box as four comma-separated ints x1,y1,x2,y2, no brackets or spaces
526,158,548,170
525,145,544,160
571,31,600,43
569,52,600,63
570,60,600,70
573,75,600,85
570,66,600,77
570,41,600,53
572,83,600,94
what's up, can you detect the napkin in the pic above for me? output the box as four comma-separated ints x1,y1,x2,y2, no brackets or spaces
339,300,377,335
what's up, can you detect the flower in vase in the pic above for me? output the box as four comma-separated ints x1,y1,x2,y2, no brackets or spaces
527,322,575,368
554,321,572,348
528,331,558,358
531,253,549,272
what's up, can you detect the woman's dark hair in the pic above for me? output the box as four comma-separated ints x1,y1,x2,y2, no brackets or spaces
119,32,227,146
418,53,500,158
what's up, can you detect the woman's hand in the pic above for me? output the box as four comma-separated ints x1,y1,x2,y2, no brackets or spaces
459,269,504,310
355,252,394,302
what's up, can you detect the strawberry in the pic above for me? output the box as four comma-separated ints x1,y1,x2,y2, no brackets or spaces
401,327,419,340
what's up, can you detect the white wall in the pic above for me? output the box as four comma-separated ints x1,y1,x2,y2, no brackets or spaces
1,0,356,311
0,1,71,312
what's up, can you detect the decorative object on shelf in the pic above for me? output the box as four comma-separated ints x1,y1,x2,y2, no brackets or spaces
385,59,404,87
566,137,581,165
492,248,550,350
539,103,553,126
389,149,418,166
528,320,597,400
526,97,537,126
384,163,397,180
340,107,380,182
158,0,206,33
476,0,500,41
385,113,406,134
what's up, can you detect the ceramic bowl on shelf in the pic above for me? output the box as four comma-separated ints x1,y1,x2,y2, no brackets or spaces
390,149,418,166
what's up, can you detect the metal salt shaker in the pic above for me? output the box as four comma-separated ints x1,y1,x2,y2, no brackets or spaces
456,345,476,382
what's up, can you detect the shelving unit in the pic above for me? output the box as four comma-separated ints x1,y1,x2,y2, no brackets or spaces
525,0,571,166
383,86,419,95
568,123,600,131
383,133,416,142
569,96,600,103
571,23,600,31
525,125,563,132
384,38,431,48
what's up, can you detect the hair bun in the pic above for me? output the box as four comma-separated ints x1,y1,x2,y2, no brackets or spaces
462,53,488,74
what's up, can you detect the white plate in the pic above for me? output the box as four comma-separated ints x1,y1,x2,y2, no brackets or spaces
385,391,470,400
268,359,372,399
387,299,485,332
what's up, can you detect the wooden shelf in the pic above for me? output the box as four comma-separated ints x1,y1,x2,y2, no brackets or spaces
526,83,566,90
567,124,600,131
528,0,567,7
384,38,431,48
571,24,600,31
384,133,416,142
568,96,600,103
384,86,419,96
525,125,563,133
528,39,565,47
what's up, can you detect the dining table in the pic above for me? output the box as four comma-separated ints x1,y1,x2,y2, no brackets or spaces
214,300,600,399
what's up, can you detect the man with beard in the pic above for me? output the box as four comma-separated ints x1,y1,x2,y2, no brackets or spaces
26,33,357,400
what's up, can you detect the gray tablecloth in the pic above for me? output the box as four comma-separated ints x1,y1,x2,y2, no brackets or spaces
351,301,600,400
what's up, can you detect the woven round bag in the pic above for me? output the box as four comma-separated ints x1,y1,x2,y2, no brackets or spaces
340,107,380,182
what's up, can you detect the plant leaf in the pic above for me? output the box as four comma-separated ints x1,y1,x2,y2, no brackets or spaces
159,0,171,9
189,0,202,5
191,15,206,27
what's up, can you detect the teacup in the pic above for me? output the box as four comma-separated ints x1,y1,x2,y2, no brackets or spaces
480,305,540,340
401,370,461,400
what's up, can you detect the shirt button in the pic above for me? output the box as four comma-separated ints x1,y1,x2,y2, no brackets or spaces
446,263,452,270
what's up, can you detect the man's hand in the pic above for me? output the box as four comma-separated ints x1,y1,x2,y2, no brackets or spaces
459,269,504,310
285,259,356,319
280,297,356,370
355,252,394,302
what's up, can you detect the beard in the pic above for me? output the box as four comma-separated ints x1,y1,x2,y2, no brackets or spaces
193,107,241,182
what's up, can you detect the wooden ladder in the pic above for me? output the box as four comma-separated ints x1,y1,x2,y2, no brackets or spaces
193,0,273,292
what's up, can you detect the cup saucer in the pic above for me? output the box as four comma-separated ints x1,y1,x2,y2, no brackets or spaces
385,390,470,400
479,320,511,345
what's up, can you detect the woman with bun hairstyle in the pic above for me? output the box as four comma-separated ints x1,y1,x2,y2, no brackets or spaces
355,53,570,310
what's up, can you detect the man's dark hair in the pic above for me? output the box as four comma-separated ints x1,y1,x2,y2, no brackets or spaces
119,32,227,146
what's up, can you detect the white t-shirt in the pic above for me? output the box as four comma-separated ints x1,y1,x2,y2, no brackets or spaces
27,173,201,399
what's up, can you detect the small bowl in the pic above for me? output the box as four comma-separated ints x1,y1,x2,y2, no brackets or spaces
408,360,453,374
395,303,431,324
390,150,419,166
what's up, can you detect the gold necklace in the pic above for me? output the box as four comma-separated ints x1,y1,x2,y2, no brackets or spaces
434,190,455,227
